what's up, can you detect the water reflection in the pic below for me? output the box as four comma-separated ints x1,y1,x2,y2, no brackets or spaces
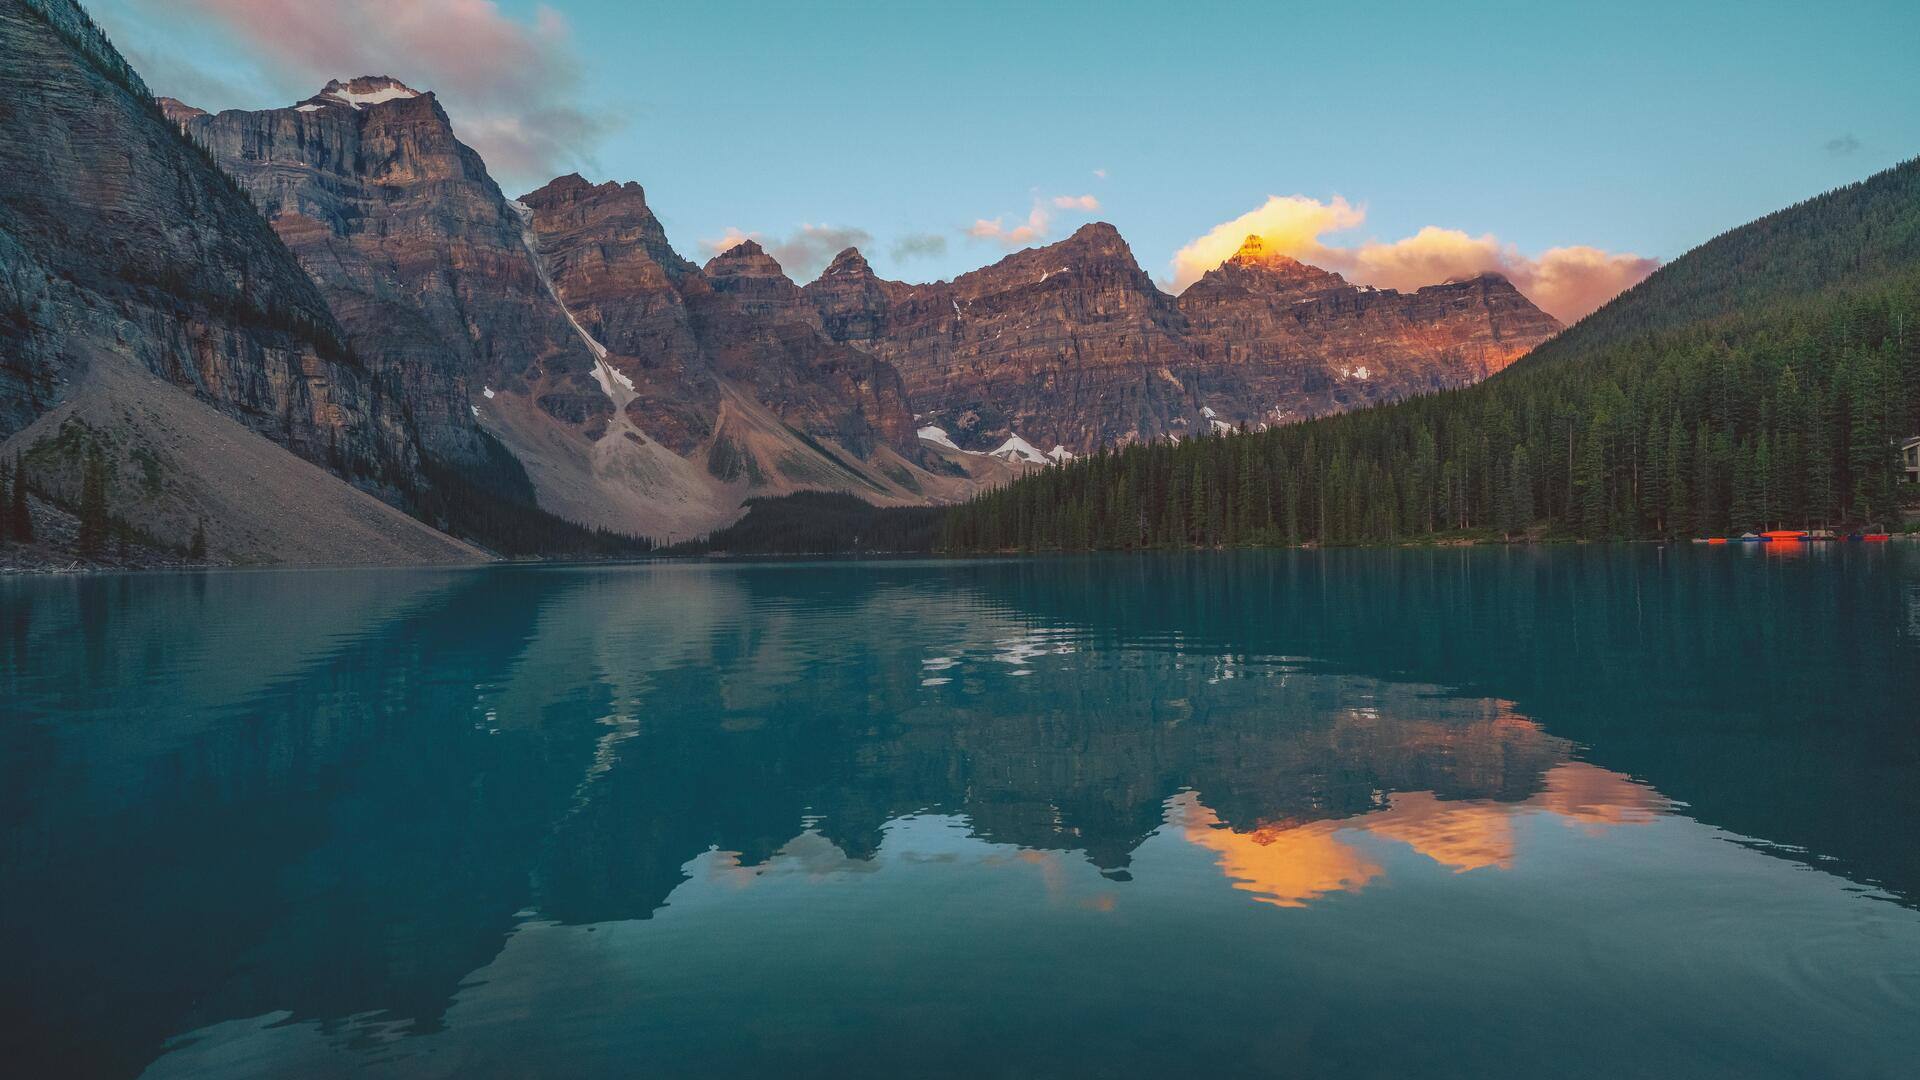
1176,760,1663,908
0,548,1916,1078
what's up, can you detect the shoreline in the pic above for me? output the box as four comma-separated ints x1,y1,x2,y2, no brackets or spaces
8,532,1914,578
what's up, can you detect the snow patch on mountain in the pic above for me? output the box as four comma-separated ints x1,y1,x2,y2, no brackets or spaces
917,425,962,451
918,426,1058,465
321,80,420,109
989,435,1051,465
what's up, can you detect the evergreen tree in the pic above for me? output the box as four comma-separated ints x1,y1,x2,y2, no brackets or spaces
1664,415,1692,537
77,446,109,558
9,456,29,544
1504,445,1534,538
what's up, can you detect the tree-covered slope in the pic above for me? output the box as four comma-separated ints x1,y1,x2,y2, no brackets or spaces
943,158,1920,552
1523,158,1920,367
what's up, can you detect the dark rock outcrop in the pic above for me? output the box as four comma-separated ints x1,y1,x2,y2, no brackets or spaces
0,0,406,480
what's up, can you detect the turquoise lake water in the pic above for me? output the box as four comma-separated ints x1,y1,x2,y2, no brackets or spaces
3,547,1918,1078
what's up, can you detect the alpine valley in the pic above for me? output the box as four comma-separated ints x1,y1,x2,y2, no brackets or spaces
0,0,1573,567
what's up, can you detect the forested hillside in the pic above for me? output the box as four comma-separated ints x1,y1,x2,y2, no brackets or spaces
941,159,1920,551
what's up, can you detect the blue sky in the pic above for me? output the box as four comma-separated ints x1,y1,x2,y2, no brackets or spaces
92,0,1920,308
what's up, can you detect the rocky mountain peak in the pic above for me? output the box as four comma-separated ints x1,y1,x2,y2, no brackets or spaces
1225,234,1334,276
535,172,595,197
1446,271,1512,287
306,75,424,111
155,96,206,130
820,247,874,279
1058,220,1129,256
1192,235,1348,295
1226,234,1321,273
524,173,649,206
704,239,788,280
954,221,1144,292
520,171,696,283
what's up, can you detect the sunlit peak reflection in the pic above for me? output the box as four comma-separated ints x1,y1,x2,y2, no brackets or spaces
1169,793,1384,908
1172,762,1665,908
1360,793,1519,872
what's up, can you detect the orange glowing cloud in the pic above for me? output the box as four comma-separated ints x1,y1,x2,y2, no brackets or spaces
1169,195,1657,323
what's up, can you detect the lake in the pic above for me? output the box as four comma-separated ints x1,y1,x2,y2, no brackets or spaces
3,547,1918,1078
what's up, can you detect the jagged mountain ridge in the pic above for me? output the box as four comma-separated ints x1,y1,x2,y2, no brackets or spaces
806,227,1562,454
182,85,986,542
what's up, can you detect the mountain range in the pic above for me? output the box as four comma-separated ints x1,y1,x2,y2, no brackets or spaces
1,0,1572,564
941,154,1920,551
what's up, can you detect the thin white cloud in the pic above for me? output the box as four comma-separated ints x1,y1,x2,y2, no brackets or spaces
966,191,1104,250
968,203,1051,248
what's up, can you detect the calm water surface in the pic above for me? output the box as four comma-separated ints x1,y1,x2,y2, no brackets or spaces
3,547,1918,1078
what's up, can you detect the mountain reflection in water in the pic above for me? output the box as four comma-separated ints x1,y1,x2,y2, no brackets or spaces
1,548,1916,1079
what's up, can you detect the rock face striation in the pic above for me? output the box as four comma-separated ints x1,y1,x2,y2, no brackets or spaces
807,229,1561,452
185,76,607,467
0,2,404,480
0,0,481,563
516,176,917,463
692,239,918,458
